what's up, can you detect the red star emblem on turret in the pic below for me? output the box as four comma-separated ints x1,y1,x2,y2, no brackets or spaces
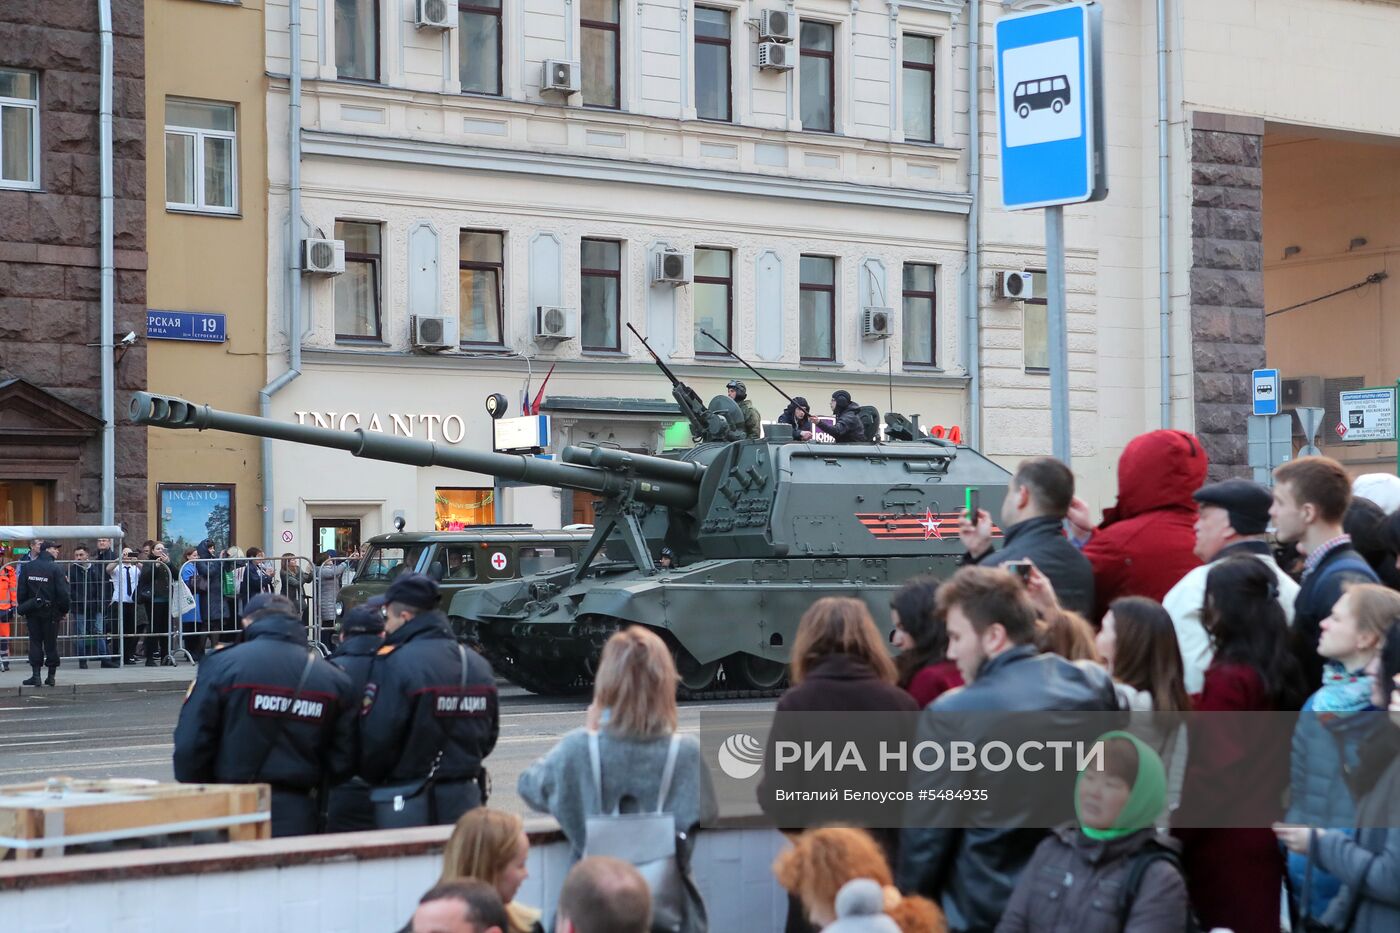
920,509,942,540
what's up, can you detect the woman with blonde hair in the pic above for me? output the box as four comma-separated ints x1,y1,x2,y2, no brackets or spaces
518,625,717,933
440,808,542,933
774,827,945,933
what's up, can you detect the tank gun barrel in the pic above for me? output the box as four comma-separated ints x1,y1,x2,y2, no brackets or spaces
129,392,700,509
561,445,707,484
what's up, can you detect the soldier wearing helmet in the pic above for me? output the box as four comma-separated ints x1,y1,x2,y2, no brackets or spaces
726,380,761,439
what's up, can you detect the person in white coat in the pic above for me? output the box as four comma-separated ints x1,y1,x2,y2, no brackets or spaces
1161,478,1299,694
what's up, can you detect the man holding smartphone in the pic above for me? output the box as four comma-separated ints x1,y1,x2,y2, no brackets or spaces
957,457,1095,619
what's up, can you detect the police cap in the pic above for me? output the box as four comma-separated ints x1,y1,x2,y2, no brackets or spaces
241,592,297,621
341,602,385,635
1193,478,1273,536
382,573,440,611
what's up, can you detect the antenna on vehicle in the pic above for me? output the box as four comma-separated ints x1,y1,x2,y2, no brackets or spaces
698,329,796,406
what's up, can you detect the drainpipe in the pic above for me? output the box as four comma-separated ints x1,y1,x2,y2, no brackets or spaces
964,0,982,448
259,0,304,552
1157,0,1171,427
98,0,115,525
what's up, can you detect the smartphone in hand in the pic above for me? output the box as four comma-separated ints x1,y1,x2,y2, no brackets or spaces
1004,560,1034,583
964,487,980,521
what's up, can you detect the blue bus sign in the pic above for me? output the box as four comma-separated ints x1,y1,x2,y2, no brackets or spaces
995,2,1107,210
146,310,227,343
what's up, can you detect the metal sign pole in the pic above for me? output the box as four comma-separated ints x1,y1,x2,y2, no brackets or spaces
1046,205,1071,463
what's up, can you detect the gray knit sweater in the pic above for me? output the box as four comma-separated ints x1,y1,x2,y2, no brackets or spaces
517,727,718,858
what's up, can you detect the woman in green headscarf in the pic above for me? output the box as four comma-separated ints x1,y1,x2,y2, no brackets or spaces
995,732,1191,933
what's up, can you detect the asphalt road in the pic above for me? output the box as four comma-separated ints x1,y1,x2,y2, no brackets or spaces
0,687,774,818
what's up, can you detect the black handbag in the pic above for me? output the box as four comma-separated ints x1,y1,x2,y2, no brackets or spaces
370,643,468,828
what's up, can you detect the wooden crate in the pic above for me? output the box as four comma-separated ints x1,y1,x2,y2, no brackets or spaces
0,778,270,860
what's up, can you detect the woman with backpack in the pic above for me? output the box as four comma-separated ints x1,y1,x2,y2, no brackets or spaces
1276,624,1400,933
996,732,1190,933
517,626,716,933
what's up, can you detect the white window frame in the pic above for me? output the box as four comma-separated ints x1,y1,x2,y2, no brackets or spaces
0,69,41,190
164,99,238,216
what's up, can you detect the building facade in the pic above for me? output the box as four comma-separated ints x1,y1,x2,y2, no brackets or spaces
0,1,147,534
144,0,269,552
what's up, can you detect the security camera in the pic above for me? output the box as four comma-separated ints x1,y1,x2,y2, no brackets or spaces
119,332,136,347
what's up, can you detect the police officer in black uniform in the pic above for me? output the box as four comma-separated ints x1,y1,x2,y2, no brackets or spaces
323,600,385,832
359,574,498,828
17,541,70,686
173,593,356,837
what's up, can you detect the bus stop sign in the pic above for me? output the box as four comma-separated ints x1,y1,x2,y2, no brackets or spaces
995,2,1107,210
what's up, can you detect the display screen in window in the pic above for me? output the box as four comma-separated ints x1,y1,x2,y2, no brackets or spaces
435,488,496,530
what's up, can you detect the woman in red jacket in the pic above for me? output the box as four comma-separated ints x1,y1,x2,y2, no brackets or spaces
890,576,962,707
1173,556,1308,933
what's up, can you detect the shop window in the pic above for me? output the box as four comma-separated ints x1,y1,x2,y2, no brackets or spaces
435,487,496,530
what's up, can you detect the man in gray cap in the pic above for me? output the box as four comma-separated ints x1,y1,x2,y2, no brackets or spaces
1161,478,1300,692
358,574,498,828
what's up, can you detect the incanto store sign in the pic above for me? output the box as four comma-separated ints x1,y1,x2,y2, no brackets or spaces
292,411,469,444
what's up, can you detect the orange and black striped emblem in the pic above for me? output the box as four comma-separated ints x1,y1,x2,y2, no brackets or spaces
855,510,1004,541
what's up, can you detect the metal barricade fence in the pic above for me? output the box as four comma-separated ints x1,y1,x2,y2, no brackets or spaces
183,555,328,656
0,556,176,668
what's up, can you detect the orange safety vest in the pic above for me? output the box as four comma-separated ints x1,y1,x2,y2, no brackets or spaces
0,562,16,637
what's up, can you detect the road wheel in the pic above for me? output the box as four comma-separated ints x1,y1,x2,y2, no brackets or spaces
729,653,788,691
1018,103,1030,118
675,648,721,694
1052,98,1064,113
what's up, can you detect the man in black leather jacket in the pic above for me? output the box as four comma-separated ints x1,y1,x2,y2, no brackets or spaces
817,390,867,443
173,593,356,837
324,601,385,832
359,574,498,828
897,567,1120,932
958,456,1095,619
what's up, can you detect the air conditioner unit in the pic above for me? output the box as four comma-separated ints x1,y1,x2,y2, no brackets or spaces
415,0,454,30
1281,376,1324,409
995,270,1034,301
757,42,795,71
536,305,576,341
412,315,458,350
862,307,893,340
652,249,691,285
541,60,581,95
301,238,345,275
759,9,794,42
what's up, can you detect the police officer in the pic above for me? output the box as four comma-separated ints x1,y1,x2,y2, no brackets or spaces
173,593,356,837
323,600,385,832
17,541,70,687
727,380,762,439
359,574,498,828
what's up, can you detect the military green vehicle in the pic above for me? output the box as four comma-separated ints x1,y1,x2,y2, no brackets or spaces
335,527,595,622
128,353,1009,699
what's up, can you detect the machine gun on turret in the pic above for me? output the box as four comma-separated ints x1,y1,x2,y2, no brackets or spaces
626,323,745,444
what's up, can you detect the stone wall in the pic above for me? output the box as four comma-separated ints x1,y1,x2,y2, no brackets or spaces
1190,112,1265,481
0,0,147,535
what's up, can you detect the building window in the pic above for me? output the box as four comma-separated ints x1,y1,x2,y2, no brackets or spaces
581,0,621,109
694,7,731,122
902,35,936,143
0,69,39,189
460,231,505,346
1022,269,1050,371
693,248,732,354
902,263,937,366
435,488,496,530
799,20,835,133
165,99,237,214
800,255,837,361
336,0,379,81
459,0,502,95
581,238,622,351
335,220,382,341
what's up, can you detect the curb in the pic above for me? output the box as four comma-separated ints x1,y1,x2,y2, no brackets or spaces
1,678,193,699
